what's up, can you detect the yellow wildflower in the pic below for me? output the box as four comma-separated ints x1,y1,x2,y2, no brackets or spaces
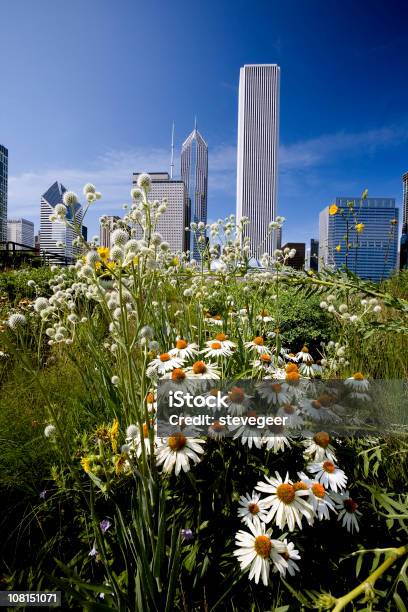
355,223,364,234
329,204,338,216
80,456,91,473
110,418,119,453
97,246,110,262
335,245,341,252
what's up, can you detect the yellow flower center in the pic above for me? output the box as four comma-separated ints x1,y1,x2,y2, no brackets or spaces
168,432,187,451
254,336,264,346
159,353,171,362
344,498,358,513
229,387,245,403
192,361,207,374
286,371,300,384
276,483,296,504
285,363,298,373
215,333,227,341
353,372,364,380
176,339,188,349
271,383,282,393
172,368,186,381
312,483,326,499
323,461,335,474
301,346,309,353
210,342,222,350
146,392,155,404
211,420,225,432
311,400,322,410
248,502,260,515
254,535,272,558
283,404,295,414
260,354,271,363
293,481,308,492
314,431,330,448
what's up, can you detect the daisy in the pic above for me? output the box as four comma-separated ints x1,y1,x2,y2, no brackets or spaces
331,490,362,533
274,539,301,577
158,368,193,399
237,491,269,527
306,460,347,492
207,420,228,440
252,353,274,373
297,472,336,522
155,433,205,476
299,361,316,378
169,338,199,360
257,381,289,406
296,346,313,364
147,352,183,377
276,404,304,430
125,422,156,457
263,426,291,453
185,360,220,379
244,336,271,355
344,372,369,392
255,472,313,531
302,432,337,462
212,332,236,350
284,352,299,363
200,340,233,359
300,398,339,423
256,309,274,323
231,413,264,449
225,386,251,416
205,314,223,326
234,522,287,586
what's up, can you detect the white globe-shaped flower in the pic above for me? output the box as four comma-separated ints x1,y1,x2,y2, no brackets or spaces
86,250,100,267
54,203,67,217
86,192,96,202
139,325,154,339
34,297,49,313
62,191,78,207
111,229,129,246
137,173,151,190
151,232,162,246
131,187,143,201
110,245,124,262
95,192,102,199
83,183,96,195
44,424,56,438
111,375,119,385
8,313,27,329
126,424,138,439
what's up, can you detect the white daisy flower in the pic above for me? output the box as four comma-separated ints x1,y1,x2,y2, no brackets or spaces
302,432,337,462
147,352,183,377
207,420,229,440
256,310,274,323
306,460,347,492
276,404,304,430
225,386,252,416
185,360,220,379
257,381,289,406
237,491,269,527
296,346,313,364
155,433,205,476
255,472,313,531
299,361,316,378
244,336,271,355
234,522,287,586
300,398,339,423
204,314,223,326
331,490,362,533
344,372,369,392
274,539,301,577
284,352,299,363
297,472,336,522
126,422,156,457
231,415,264,449
200,340,233,359
252,354,274,372
210,332,236,350
168,339,199,360
263,429,291,453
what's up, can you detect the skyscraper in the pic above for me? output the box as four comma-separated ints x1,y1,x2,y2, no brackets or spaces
7,218,35,248
236,64,280,258
319,197,399,281
181,125,208,259
400,172,408,270
0,145,8,243
100,216,120,249
132,173,188,252
40,181,82,260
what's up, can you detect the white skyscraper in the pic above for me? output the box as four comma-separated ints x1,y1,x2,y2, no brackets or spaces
236,64,280,258
7,218,34,248
132,172,188,252
100,215,120,249
40,181,82,261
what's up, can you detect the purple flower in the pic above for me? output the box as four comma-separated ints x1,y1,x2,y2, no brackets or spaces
180,528,193,542
100,519,111,533
39,490,48,500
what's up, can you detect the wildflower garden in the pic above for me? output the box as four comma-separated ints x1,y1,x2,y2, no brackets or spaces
0,175,407,610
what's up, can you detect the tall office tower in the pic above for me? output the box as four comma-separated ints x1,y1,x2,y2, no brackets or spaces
236,64,280,259
132,172,188,252
309,238,319,271
319,197,399,281
40,181,82,260
181,125,208,259
7,218,35,248
400,172,408,270
100,216,120,249
0,145,8,243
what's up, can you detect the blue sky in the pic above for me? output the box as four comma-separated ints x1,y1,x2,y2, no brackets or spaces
2,0,408,244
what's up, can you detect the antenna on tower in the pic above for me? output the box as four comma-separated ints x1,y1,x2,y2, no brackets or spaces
170,121,175,179
194,115,197,130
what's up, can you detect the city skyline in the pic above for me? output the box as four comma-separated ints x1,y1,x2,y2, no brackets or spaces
2,1,408,244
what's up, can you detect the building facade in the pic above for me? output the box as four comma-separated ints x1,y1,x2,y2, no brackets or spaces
132,173,188,252
400,172,408,270
7,218,35,248
100,216,120,249
0,145,8,243
181,127,208,259
319,197,399,281
40,181,82,260
236,64,280,258
282,242,305,270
